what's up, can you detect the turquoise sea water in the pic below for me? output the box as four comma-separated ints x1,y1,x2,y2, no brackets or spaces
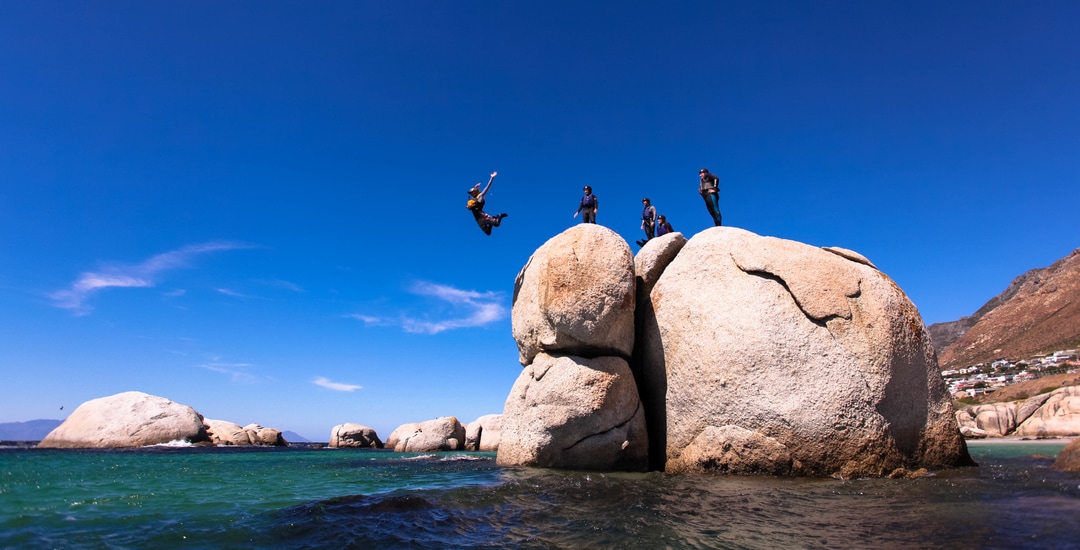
2,441,1078,549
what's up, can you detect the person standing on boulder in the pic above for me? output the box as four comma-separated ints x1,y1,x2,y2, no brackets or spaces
573,185,598,224
698,168,722,226
636,197,657,246
466,171,508,235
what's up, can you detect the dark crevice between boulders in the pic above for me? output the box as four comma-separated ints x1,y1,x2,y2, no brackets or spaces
544,344,633,363
630,279,667,471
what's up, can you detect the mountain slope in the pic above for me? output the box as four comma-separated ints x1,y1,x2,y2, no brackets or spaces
0,419,62,441
929,248,1080,369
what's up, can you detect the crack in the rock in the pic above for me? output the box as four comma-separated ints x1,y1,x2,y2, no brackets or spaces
562,400,642,451
744,269,844,329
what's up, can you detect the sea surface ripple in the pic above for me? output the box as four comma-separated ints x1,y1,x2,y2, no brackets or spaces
1,441,1078,549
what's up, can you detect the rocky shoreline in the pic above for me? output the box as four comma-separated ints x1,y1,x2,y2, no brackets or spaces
42,226,1033,477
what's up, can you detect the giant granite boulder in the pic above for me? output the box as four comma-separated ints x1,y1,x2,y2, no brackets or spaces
38,391,209,448
497,353,648,470
500,225,648,471
511,224,636,365
329,423,384,448
638,227,972,477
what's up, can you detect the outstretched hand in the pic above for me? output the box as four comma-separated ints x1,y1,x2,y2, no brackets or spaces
490,171,497,178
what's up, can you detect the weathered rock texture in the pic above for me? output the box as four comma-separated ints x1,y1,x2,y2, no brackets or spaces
500,225,972,477
1053,438,1080,471
632,231,688,470
500,224,648,471
465,414,503,451
205,419,287,446
38,391,209,448
328,423,384,448
386,417,466,452
497,353,648,470
955,387,1080,438
1016,386,1080,437
640,227,971,477
511,224,636,365
955,394,1050,438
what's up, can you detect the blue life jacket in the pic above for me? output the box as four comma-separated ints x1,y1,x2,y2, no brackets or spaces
642,205,655,222
581,194,596,207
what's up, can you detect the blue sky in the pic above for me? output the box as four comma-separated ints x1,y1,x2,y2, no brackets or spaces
2,2,1077,441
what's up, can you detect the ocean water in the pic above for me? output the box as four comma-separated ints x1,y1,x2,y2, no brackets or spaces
1,441,1078,549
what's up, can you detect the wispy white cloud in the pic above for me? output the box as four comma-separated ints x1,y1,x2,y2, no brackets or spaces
49,241,252,315
347,281,507,334
215,288,250,298
343,313,389,325
313,376,363,392
200,362,257,384
264,278,304,293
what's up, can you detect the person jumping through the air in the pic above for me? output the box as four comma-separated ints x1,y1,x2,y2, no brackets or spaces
466,171,507,235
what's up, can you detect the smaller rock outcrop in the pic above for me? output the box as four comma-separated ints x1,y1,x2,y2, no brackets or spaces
1015,387,1080,437
497,353,648,471
464,414,502,451
634,232,688,294
669,425,796,475
1053,439,1080,471
328,423,384,448
205,419,287,446
955,387,1080,438
386,417,465,452
38,391,209,448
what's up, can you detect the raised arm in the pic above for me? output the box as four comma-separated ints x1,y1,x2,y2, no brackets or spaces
478,171,497,198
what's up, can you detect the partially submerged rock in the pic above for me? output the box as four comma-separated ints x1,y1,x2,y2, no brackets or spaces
206,419,287,446
38,391,209,448
497,353,648,471
387,417,466,452
329,423,384,448
500,225,973,477
1053,438,1080,471
642,227,971,477
464,414,502,452
500,225,648,471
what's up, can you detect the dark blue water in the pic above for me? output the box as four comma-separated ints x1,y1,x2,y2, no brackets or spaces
2,441,1077,549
